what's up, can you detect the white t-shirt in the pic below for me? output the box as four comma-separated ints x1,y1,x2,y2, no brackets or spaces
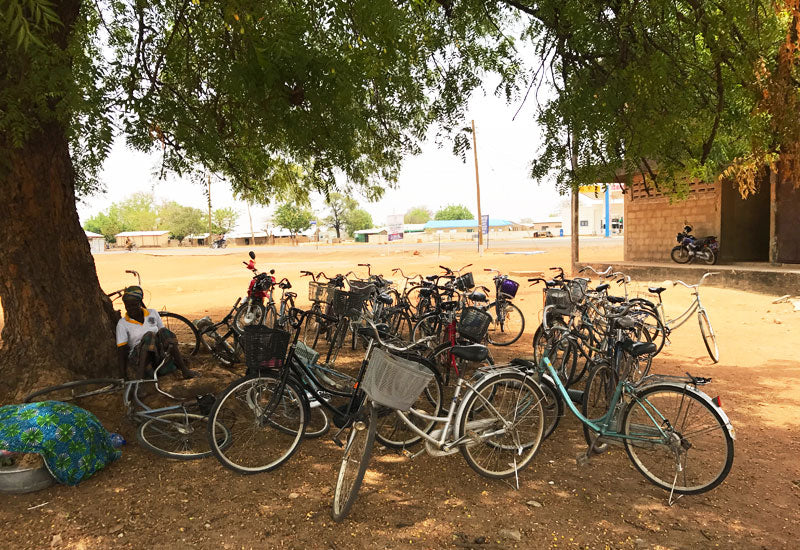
116,308,164,350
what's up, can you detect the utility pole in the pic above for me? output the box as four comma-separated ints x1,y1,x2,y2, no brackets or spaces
207,173,212,246
472,119,483,252
247,201,255,244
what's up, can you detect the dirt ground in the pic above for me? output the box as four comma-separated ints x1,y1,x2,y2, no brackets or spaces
1,240,799,550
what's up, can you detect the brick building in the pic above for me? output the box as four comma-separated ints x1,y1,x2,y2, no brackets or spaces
623,173,800,264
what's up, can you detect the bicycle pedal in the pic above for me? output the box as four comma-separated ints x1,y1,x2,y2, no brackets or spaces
401,449,414,458
576,453,591,467
465,429,482,445
332,436,344,448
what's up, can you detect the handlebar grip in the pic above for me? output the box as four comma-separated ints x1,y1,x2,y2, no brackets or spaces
358,263,370,267
484,268,492,271
439,265,449,271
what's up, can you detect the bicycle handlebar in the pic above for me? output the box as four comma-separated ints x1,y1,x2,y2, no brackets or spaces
357,314,437,353
674,271,718,289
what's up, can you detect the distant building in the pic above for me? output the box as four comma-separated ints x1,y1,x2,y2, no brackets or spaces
560,187,624,236
115,230,170,248
422,219,519,233
185,233,210,246
85,230,105,254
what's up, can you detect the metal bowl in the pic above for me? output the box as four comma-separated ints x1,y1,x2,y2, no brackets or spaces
0,463,55,494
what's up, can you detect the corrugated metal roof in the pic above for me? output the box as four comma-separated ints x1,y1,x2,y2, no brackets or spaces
354,227,387,235
84,230,104,239
227,231,268,239
185,233,210,239
115,230,170,237
423,219,513,229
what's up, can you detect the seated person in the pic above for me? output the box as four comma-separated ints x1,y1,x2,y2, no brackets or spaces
115,286,198,380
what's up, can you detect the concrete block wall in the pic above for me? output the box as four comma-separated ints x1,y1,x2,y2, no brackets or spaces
624,184,720,261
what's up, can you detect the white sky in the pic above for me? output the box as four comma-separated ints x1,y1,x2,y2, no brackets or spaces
76,82,565,232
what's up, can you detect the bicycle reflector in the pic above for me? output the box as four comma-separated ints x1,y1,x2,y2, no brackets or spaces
712,396,722,408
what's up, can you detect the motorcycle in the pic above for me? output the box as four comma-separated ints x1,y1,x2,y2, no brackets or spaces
670,225,719,265
211,237,227,249
232,251,275,332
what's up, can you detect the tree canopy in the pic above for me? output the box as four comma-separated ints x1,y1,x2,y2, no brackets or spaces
404,206,432,224
323,193,354,239
343,208,373,237
435,204,474,220
211,207,239,235
158,202,205,242
273,202,314,237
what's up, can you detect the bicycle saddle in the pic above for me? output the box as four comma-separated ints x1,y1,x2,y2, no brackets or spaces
595,283,610,293
377,292,394,305
451,344,489,363
468,290,487,302
440,300,460,311
357,323,391,339
622,340,657,357
648,287,666,295
616,315,636,328
607,295,625,304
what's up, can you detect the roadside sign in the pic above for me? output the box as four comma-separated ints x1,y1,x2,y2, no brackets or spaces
481,214,489,235
387,214,404,241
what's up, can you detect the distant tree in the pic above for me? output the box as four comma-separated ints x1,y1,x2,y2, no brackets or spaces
211,207,239,235
83,211,123,243
344,209,373,237
273,202,314,243
323,193,359,239
158,202,205,243
404,206,432,224
118,193,158,230
434,204,474,221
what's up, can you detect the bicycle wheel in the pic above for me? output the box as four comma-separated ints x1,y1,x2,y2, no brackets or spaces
304,397,332,439
23,379,123,404
137,412,230,460
375,357,443,449
486,301,525,346
538,375,563,441
233,302,266,333
458,372,544,479
628,301,667,355
331,402,377,522
201,328,241,367
581,361,619,451
426,342,493,389
698,309,719,363
622,385,734,494
385,309,413,341
532,324,578,387
411,312,443,343
303,304,323,348
158,311,201,356
208,374,307,474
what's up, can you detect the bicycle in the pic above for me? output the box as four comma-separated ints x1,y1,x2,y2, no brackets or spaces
23,356,230,460
631,272,720,363
262,277,297,329
206,300,443,476
482,268,525,346
330,323,546,521
106,269,201,357
526,302,734,504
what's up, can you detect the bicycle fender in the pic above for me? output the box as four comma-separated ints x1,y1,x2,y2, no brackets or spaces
637,382,736,441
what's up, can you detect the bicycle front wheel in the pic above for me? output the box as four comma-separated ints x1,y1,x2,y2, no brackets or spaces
23,378,123,404
331,402,377,522
622,385,734,495
158,311,201,356
581,361,618,451
486,301,525,346
208,374,307,474
137,412,230,460
458,372,544,479
411,312,443,344
233,302,266,333
698,309,719,363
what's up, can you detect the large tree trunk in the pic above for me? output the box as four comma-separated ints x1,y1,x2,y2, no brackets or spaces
0,121,118,401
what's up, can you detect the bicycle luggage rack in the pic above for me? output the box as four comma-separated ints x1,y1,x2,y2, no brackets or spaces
243,325,290,376
457,307,492,342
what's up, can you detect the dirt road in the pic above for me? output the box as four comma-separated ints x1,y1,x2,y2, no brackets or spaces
1,240,798,549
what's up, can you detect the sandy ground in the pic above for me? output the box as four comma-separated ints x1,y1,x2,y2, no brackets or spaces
1,238,799,550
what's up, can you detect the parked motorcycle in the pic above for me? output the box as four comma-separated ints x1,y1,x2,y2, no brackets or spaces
670,225,719,265
232,251,275,332
211,237,227,249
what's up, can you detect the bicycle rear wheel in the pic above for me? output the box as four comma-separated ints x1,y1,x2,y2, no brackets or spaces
137,412,230,460
698,309,719,363
331,402,377,522
622,385,733,494
23,379,123,404
458,372,544,479
538,375,563,441
581,361,618,451
159,311,201,356
208,374,307,474
486,301,525,346
533,324,578,387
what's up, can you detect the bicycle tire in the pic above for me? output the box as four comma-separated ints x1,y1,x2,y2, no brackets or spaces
375,356,443,449
233,302,266,333
533,324,578,387
486,301,525,346
158,311,201,356
538,375,563,441
622,384,734,494
331,402,377,522
411,312,443,344
628,301,667,356
581,361,618,452
698,309,719,363
137,412,230,460
23,378,123,404
458,372,544,479
208,374,307,474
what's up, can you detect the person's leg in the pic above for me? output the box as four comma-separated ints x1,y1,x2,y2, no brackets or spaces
135,332,157,380
156,328,199,378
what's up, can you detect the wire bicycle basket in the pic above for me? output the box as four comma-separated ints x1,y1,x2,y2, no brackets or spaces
544,288,573,317
331,287,372,320
457,307,492,342
308,281,335,304
499,278,519,298
243,325,290,376
454,272,475,291
361,347,434,410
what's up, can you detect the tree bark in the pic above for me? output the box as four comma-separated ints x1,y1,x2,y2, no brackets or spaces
0,121,118,400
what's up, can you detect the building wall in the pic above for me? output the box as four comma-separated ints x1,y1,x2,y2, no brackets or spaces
624,181,721,262
115,234,170,247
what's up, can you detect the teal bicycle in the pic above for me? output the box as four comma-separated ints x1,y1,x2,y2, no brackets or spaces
523,303,735,503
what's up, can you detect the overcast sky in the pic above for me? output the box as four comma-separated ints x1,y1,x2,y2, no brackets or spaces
76,79,565,232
